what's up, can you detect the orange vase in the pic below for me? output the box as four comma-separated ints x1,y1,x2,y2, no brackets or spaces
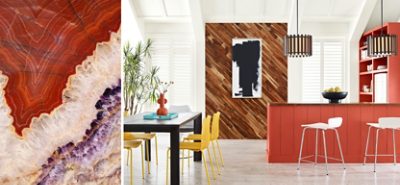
156,93,168,116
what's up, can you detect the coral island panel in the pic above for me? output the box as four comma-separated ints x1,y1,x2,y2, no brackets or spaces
0,0,121,184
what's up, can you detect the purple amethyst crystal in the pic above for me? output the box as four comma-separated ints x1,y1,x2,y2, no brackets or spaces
37,81,121,184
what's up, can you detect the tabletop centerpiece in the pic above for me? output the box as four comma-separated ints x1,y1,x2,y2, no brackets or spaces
156,81,173,116
322,86,348,104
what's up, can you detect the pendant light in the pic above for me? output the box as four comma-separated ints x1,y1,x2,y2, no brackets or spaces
284,0,312,57
367,0,397,57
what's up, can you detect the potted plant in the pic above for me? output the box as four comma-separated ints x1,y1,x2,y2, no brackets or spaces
123,39,161,116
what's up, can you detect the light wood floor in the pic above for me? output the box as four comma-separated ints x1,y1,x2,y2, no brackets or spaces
123,133,400,185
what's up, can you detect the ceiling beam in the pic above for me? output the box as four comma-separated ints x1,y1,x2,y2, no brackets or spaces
302,16,354,23
161,0,168,17
349,0,378,42
204,16,288,23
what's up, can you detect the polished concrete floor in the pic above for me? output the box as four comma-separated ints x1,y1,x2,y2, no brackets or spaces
123,134,400,185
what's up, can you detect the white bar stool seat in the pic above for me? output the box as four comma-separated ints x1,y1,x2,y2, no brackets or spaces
297,117,345,175
363,117,400,172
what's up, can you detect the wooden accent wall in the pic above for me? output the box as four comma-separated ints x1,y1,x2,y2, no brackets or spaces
206,23,287,139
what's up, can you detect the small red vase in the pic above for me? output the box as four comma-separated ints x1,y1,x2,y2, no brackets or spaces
156,93,168,116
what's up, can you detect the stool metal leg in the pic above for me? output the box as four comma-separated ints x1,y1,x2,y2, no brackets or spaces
363,126,372,165
315,129,319,164
297,128,307,170
334,129,346,169
393,129,397,166
322,130,328,175
374,129,380,172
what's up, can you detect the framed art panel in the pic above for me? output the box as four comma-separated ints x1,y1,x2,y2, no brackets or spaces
232,38,262,98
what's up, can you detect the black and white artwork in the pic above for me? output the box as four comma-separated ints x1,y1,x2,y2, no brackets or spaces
232,38,262,98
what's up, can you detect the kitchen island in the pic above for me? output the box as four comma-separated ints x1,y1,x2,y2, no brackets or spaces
267,103,400,163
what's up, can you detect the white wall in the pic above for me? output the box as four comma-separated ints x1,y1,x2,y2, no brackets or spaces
122,0,143,44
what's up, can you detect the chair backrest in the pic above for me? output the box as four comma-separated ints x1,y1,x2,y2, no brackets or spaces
378,117,400,128
169,105,191,113
201,115,212,149
211,112,221,140
328,117,343,128
123,133,134,140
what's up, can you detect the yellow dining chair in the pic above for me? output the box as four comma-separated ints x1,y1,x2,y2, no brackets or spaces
166,115,216,185
184,112,224,174
124,132,159,174
124,113,159,174
124,140,145,185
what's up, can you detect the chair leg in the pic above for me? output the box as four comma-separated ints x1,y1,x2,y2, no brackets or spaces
322,130,328,175
202,152,211,185
207,148,216,180
140,144,145,179
212,141,221,174
146,140,150,174
181,150,184,175
363,126,372,165
126,148,130,166
374,129,380,172
187,149,191,168
315,129,319,165
130,149,134,185
297,128,307,170
393,129,397,166
334,129,346,169
216,140,224,166
155,135,159,166
166,148,170,185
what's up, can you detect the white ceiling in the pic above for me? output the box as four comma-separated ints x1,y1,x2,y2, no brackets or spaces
132,0,190,22
202,0,289,22
132,0,400,27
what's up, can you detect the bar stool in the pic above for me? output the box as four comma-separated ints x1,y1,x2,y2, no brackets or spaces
297,117,346,175
363,117,400,172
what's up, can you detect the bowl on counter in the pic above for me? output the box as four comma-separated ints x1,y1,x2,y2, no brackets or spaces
321,92,348,103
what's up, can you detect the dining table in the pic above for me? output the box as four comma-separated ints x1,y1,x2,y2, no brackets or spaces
124,112,203,184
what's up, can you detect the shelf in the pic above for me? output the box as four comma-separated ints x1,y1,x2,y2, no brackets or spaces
360,56,387,63
374,69,388,74
360,92,373,95
360,58,372,63
359,69,388,75
359,45,367,50
360,71,372,75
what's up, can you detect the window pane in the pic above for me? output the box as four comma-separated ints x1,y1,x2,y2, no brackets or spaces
302,42,321,102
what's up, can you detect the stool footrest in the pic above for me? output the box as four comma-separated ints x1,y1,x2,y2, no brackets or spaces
300,154,344,162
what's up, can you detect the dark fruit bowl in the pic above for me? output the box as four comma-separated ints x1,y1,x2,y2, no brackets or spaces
321,92,348,103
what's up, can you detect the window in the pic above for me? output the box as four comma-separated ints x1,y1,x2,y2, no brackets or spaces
148,34,195,109
302,40,344,102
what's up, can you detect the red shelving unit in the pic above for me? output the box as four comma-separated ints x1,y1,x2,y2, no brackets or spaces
359,22,400,103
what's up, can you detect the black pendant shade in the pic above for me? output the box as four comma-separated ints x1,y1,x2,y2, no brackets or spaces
284,34,312,57
367,34,397,57
367,0,398,57
284,0,312,58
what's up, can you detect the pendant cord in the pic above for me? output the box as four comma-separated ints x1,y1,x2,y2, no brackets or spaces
381,0,383,35
296,0,299,34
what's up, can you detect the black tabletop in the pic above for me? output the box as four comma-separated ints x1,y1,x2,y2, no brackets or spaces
124,112,201,127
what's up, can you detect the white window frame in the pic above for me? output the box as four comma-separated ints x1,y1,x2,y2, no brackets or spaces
144,33,196,110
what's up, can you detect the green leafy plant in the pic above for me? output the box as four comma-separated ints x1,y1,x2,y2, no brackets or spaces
123,39,160,115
